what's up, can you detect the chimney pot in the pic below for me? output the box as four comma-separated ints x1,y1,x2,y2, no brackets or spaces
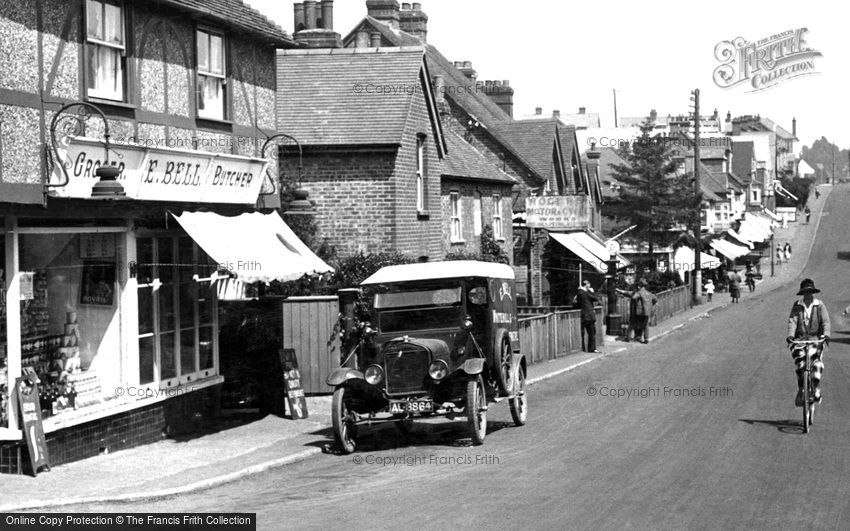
355,30,369,48
303,0,317,29
463,61,472,68
402,2,411,9
366,0,401,29
454,61,462,68
493,80,502,87
535,107,542,115
502,80,510,86
726,111,731,122
321,0,334,30
293,3,305,32
792,117,797,137
370,32,382,47
412,2,421,10
553,110,560,118
485,80,493,86
578,106,585,114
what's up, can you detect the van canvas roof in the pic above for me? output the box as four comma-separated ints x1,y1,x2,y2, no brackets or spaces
361,261,515,285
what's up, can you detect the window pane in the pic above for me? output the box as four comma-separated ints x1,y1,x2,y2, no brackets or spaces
85,45,98,91
198,76,224,119
161,331,176,380
87,0,103,40
178,237,194,283
138,286,153,335
199,326,214,370
197,31,209,72
181,329,196,375
104,3,123,45
157,238,174,284
199,284,213,324
139,336,154,384
179,282,195,327
210,34,224,75
159,285,174,332
137,237,154,284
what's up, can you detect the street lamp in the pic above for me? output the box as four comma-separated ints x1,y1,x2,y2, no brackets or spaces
48,102,126,200
261,133,314,216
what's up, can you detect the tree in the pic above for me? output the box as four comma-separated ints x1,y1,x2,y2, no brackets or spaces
611,122,695,267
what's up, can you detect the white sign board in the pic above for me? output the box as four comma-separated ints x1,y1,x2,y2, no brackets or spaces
524,195,590,230
52,137,268,205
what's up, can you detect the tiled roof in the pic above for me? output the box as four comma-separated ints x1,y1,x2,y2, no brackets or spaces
442,129,516,184
162,0,291,45
276,47,428,146
731,141,754,184
490,119,561,182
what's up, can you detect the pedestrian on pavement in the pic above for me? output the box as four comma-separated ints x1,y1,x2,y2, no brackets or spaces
805,205,811,223
776,245,784,264
631,279,657,344
615,284,638,342
816,188,821,199
745,269,756,292
704,279,715,302
729,269,742,303
575,279,600,353
787,278,831,405
784,242,792,260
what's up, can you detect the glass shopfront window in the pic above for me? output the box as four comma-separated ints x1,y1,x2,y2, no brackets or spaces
137,235,217,388
18,232,123,419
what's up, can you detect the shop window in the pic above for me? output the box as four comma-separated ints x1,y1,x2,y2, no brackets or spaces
18,233,124,419
492,194,503,240
450,192,462,242
86,0,126,101
137,236,217,388
197,29,226,120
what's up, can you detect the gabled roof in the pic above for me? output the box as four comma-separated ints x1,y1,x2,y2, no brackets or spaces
442,129,516,185
490,119,562,183
731,141,755,184
162,0,292,46
593,148,627,199
276,47,444,152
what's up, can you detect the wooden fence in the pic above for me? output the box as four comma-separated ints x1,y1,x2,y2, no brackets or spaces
280,286,693,394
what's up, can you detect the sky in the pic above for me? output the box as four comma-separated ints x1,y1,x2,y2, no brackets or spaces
245,0,848,153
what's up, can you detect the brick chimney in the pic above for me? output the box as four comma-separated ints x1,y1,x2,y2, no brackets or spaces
578,107,585,114
370,32,382,47
399,2,428,42
585,141,601,182
535,107,542,115
481,80,514,118
649,109,657,123
293,1,342,47
366,0,401,29
457,60,477,80
792,117,797,137
552,109,560,119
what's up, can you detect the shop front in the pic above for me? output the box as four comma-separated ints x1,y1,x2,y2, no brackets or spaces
0,134,331,474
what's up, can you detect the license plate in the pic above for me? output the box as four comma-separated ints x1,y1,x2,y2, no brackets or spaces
389,400,433,414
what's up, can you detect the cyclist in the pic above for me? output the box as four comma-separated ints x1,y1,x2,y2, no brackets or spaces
786,279,830,405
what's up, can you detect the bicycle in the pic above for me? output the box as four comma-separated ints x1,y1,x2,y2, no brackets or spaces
789,337,826,434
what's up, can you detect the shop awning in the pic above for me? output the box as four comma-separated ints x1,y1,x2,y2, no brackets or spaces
726,229,754,249
762,209,782,222
673,246,721,270
737,214,772,243
710,239,750,260
172,211,334,284
549,231,630,273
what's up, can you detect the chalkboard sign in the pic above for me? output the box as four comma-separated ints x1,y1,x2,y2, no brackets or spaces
279,349,308,420
16,374,50,476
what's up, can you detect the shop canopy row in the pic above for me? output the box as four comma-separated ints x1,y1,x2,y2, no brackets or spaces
548,231,631,273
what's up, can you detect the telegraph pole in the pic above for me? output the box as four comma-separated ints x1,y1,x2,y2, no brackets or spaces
691,89,702,305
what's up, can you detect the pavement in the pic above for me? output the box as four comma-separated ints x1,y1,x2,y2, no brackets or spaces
1,187,830,512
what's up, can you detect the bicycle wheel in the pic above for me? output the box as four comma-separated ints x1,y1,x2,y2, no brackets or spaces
802,371,810,434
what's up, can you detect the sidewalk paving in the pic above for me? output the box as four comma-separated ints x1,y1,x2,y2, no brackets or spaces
1,187,830,511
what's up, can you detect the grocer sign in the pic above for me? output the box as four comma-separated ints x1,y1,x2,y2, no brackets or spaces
524,195,590,229
52,137,268,204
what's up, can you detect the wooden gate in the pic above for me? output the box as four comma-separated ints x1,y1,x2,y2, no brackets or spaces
281,296,341,394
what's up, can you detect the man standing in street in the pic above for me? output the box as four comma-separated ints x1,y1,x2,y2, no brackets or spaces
576,279,600,353
805,205,811,224
632,279,657,344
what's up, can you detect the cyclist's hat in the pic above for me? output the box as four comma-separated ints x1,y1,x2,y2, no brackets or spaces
797,278,820,295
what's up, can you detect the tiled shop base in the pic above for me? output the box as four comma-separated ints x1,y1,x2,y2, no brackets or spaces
0,385,221,475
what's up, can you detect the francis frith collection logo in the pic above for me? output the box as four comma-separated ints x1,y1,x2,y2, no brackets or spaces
713,28,822,92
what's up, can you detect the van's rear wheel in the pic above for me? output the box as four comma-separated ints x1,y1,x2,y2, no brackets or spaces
509,365,528,426
332,387,357,453
467,376,487,445
497,338,512,396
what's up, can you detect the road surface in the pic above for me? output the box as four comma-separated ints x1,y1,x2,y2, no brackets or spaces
70,187,850,529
